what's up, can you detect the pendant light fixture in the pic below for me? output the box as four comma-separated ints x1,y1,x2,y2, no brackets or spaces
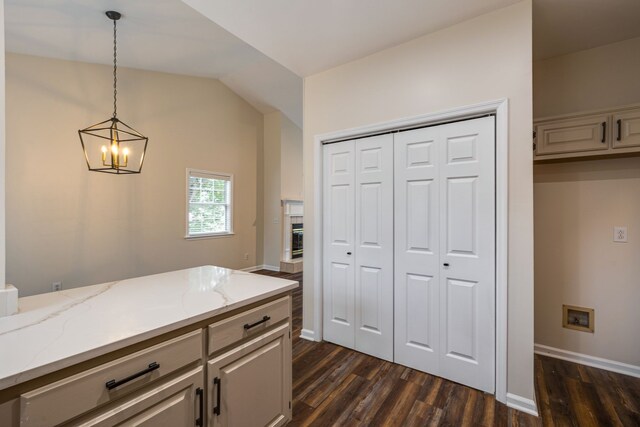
78,11,148,174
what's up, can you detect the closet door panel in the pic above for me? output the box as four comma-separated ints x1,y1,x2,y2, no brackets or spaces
323,141,356,349
394,128,440,372
438,117,495,393
354,134,394,361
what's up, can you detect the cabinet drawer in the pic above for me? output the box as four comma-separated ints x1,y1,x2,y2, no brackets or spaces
20,330,202,427
208,296,290,355
535,114,609,156
72,367,204,427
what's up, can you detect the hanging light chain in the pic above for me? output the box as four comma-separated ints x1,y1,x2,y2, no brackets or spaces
113,17,118,119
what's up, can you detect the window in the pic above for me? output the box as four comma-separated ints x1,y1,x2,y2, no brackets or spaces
186,169,233,238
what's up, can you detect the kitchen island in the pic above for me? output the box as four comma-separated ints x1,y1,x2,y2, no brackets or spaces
0,266,298,426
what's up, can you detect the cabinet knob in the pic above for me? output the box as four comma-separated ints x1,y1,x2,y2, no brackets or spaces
443,263,450,267
347,252,352,255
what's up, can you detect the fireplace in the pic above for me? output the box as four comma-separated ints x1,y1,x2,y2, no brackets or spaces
291,223,303,259
281,200,303,273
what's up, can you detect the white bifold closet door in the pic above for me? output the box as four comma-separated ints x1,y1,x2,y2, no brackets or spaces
394,117,495,393
323,134,394,361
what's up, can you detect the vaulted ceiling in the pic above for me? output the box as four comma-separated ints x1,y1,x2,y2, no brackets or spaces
5,0,640,128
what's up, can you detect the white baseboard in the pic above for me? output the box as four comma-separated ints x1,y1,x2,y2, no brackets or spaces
300,329,317,342
240,264,281,273
506,393,539,417
535,343,640,378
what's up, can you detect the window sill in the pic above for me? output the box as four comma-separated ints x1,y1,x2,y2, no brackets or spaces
185,232,235,240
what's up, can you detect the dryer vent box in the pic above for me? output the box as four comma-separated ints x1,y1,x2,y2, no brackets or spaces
563,305,594,333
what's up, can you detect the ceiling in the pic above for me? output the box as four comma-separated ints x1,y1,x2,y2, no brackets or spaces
5,0,640,128
181,0,524,77
533,0,640,60
4,0,303,127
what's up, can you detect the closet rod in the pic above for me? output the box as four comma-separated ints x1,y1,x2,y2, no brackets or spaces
321,113,495,145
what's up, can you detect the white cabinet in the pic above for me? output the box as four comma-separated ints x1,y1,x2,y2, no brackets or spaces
72,367,204,427
535,114,609,156
11,295,294,427
613,109,640,149
208,323,291,427
534,105,640,160
20,331,203,427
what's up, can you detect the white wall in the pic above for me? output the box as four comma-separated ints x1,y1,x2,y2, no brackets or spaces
6,53,264,296
303,0,534,401
533,37,640,365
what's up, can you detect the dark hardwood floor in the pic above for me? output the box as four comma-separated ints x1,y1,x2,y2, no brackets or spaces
255,270,640,426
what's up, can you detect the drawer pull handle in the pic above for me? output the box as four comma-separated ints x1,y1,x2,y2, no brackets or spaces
617,119,622,141
196,387,204,426
213,377,221,416
244,315,271,330
601,121,606,143
105,362,160,390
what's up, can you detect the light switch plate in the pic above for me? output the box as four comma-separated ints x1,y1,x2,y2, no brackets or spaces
613,226,628,243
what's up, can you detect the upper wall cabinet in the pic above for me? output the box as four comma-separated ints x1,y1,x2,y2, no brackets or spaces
534,105,640,161
613,109,640,149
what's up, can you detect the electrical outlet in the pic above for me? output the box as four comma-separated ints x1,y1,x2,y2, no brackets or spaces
52,282,62,292
244,253,249,261
613,226,628,243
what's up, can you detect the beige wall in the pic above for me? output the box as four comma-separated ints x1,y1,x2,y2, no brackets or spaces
534,158,640,365
261,111,303,268
280,114,303,200
534,38,640,365
0,1,5,289
534,36,640,118
6,53,264,297
303,0,534,401
262,111,282,268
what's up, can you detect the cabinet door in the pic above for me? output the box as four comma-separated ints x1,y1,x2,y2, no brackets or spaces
535,114,609,156
613,108,640,149
72,367,204,427
208,323,291,427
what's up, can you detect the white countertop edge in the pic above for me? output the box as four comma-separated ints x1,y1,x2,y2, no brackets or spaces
0,281,297,391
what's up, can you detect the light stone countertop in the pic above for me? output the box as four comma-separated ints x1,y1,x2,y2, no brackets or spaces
0,266,298,391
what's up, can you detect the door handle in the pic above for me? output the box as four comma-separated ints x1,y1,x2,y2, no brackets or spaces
617,119,622,141
195,387,204,426
601,121,606,143
244,315,271,330
105,362,160,390
213,377,221,415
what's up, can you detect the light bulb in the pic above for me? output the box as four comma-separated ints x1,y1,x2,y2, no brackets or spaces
101,146,107,153
111,144,118,155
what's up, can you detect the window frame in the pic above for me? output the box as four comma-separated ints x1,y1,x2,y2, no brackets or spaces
185,168,234,239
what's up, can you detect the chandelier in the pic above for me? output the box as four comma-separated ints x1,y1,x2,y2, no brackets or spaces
78,11,148,174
